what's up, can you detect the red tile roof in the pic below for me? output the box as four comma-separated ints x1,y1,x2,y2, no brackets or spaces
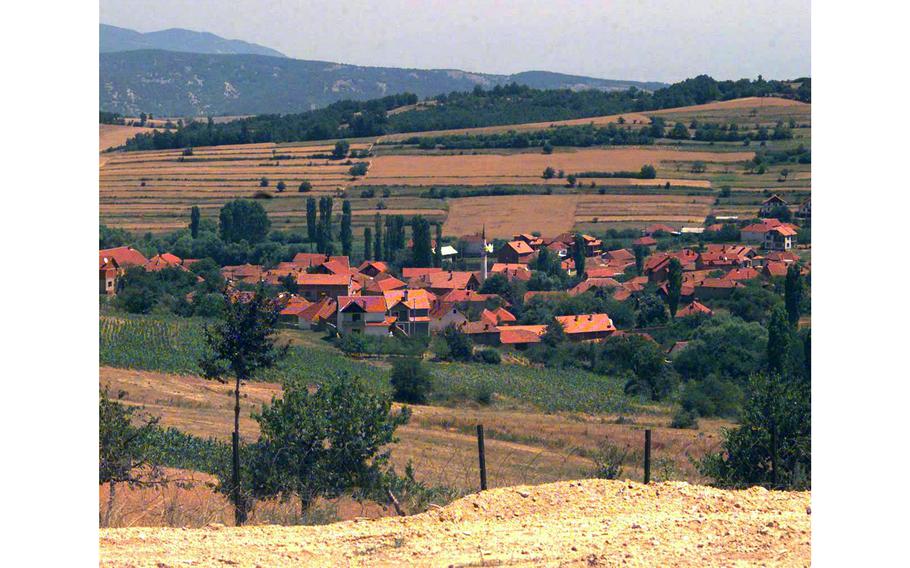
410,270,477,291
365,275,407,293
99,246,149,268
604,249,635,262
676,301,714,318
384,288,433,311
296,273,353,287
402,267,443,278
569,278,622,296
633,236,657,246
502,240,535,255
338,295,387,313
298,297,337,322
498,325,547,345
555,313,616,335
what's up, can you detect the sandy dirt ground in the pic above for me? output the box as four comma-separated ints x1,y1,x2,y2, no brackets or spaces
100,125,157,152
99,479,810,567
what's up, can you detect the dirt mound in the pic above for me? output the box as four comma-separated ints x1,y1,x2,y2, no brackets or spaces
100,479,810,567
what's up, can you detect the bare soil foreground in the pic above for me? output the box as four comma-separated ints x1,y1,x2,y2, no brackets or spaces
100,479,810,567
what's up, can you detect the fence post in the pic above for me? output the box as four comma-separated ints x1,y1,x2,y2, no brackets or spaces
643,429,652,484
476,424,487,491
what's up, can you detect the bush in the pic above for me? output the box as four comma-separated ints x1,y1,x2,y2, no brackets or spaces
670,408,699,429
349,162,368,176
591,441,628,480
298,180,313,192
259,177,269,187
475,349,501,365
276,181,286,192
473,382,494,405
442,325,473,361
390,358,432,404
640,164,657,179
182,147,194,156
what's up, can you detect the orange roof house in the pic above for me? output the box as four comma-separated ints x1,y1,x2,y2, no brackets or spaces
491,263,532,282
144,253,187,272
569,278,622,296
409,270,480,294
675,301,714,318
496,240,537,264
296,273,355,301
632,236,658,248
99,246,149,268
554,314,616,342
604,248,635,263
356,261,390,278
363,274,407,295
480,307,517,326
221,263,264,283
498,325,547,348
292,253,350,269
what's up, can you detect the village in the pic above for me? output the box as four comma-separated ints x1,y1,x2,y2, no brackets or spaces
100,193,810,355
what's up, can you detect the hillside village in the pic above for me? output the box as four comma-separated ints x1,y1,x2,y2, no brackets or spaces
100,192,809,354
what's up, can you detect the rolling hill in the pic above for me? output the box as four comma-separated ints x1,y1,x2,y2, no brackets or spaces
100,24,286,57
99,49,667,117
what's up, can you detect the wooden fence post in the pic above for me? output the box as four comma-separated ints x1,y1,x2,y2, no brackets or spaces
477,424,487,491
643,429,652,484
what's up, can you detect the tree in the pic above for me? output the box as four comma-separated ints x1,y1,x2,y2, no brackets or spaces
298,180,313,192
434,223,443,267
373,214,383,260
785,263,802,328
669,122,690,139
100,387,162,527
276,181,286,192
340,200,353,257
219,200,270,244
246,373,410,514
700,372,810,489
542,142,553,154
541,316,566,348
542,166,556,179
199,288,285,525
766,305,791,375
259,177,269,187
411,216,433,267
363,227,373,261
189,206,201,238
390,358,433,404
640,164,657,179
572,234,586,277
442,324,473,361
633,245,647,275
636,293,668,327
306,197,317,242
667,258,683,317
332,139,350,160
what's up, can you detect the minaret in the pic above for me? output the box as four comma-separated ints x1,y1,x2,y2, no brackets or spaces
482,224,488,281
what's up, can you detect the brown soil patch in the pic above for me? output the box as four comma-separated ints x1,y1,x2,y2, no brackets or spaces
649,96,809,115
99,479,811,567
100,125,156,152
367,148,751,180
443,194,578,238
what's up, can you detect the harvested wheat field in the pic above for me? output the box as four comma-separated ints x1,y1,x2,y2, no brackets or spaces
100,479,810,567
443,195,578,238
649,96,808,115
100,124,156,152
366,147,751,182
575,194,714,224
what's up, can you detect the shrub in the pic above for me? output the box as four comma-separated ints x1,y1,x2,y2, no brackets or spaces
640,164,657,179
259,177,269,187
542,166,555,179
349,162,368,177
390,358,432,404
475,349,501,365
276,181,286,192
182,147,194,156
298,180,313,192
474,382,494,405
670,408,699,429
442,324,473,361
591,441,628,480
252,191,273,199
542,142,553,154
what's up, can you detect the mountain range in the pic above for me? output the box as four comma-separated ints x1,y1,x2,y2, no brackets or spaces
100,24,667,117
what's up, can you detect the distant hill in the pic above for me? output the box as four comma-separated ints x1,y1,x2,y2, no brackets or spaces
99,49,667,117
100,24,286,58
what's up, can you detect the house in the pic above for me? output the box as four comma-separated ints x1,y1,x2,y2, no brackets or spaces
513,233,545,249
642,223,676,237
796,198,811,220
632,236,658,249
584,266,626,279
696,245,755,270
429,302,468,333
498,325,547,349
292,253,350,270
657,281,695,302
336,296,392,337
311,259,355,276
279,296,312,326
723,267,761,282
764,225,797,251
221,263,264,284
100,256,119,294
356,261,390,278
569,278,622,296
555,313,616,342
545,241,570,258
438,245,459,260
402,267,443,279
297,297,337,330
480,307,516,326
460,320,503,346
496,240,536,264
437,289,503,307
458,235,487,257
603,249,635,263
296,273,356,302
144,253,187,272
675,301,714,318
409,270,480,295
694,278,742,299
99,246,149,268
762,261,789,279
384,289,433,337
491,263,532,282
363,274,407,295
759,194,789,216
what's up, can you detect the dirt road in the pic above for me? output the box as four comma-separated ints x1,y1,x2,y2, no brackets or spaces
100,479,810,567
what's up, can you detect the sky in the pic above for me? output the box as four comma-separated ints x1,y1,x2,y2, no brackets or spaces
99,0,810,83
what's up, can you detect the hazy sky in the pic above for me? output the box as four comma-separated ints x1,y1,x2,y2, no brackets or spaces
100,0,810,82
